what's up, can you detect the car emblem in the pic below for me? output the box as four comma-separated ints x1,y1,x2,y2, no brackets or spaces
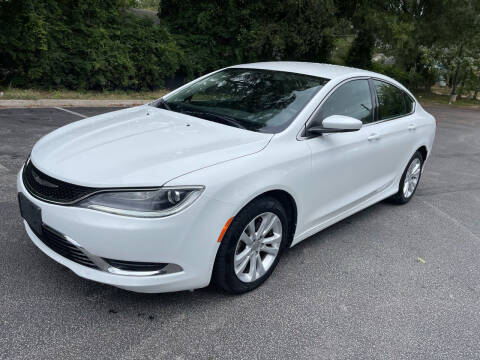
32,170,59,188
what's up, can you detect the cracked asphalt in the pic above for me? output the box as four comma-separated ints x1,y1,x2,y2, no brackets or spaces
1,105,479,359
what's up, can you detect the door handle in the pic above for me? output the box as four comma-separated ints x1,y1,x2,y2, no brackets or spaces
408,124,417,131
368,133,380,141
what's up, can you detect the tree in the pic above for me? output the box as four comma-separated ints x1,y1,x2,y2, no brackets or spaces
340,0,377,70
0,0,181,90
134,0,159,10
158,0,337,78
345,29,375,69
438,0,480,101
416,1,480,101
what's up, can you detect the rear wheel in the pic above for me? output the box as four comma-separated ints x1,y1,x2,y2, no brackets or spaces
390,151,423,204
212,197,289,294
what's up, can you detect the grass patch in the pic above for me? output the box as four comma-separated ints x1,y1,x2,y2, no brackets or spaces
415,91,480,108
0,88,168,100
1,87,478,109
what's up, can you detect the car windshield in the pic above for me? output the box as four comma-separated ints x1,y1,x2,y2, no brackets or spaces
156,68,329,133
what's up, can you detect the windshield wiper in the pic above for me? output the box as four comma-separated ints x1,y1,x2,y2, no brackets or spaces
179,109,246,129
154,98,172,111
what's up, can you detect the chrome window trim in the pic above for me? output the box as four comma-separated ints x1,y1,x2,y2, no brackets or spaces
297,76,417,140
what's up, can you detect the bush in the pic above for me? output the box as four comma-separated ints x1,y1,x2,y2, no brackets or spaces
345,29,374,70
371,63,433,90
0,0,181,90
159,0,337,78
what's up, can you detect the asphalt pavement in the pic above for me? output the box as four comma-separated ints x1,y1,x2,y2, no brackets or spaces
1,105,479,359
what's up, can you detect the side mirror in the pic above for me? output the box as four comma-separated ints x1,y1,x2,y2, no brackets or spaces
306,115,362,136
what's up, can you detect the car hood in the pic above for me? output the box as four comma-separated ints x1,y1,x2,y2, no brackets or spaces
31,106,272,187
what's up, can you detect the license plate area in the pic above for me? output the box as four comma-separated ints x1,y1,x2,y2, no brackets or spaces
18,193,42,235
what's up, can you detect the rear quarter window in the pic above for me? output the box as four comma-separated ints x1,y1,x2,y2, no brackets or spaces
404,93,415,113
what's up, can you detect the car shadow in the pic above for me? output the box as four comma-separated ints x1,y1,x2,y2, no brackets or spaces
14,196,403,326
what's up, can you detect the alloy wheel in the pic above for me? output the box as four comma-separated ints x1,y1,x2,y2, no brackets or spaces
234,212,282,283
403,158,421,198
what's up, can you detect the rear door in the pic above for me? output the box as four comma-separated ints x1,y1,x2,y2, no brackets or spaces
368,79,418,185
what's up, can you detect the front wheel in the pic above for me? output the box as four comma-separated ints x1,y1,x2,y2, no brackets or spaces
212,197,289,294
389,151,423,204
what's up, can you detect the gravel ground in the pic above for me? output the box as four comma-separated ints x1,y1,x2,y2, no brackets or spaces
0,105,479,359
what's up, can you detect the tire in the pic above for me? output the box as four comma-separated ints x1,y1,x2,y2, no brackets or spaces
212,196,289,294
389,151,424,205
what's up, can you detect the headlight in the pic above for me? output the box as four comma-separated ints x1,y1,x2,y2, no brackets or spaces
77,186,204,218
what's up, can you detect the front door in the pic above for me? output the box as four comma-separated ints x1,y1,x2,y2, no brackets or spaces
303,78,387,230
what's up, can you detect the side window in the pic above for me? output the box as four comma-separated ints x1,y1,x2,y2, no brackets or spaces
404,92,415,113
373,80,409,120
317,79,373,124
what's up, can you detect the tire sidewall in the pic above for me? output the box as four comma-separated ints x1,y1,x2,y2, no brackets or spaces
397,151,424,204
213,197,289,293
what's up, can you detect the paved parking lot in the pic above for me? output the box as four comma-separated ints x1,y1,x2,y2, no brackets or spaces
1,105,479,359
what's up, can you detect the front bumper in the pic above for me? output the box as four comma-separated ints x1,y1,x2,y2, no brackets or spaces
17,169,234,293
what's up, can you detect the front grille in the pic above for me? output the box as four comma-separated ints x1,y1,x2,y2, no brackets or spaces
102,258,167,272
33,226,98,269
23,160,99,204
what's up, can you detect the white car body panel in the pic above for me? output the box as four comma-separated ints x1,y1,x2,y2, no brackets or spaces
18,62,436,292
31,106,272,187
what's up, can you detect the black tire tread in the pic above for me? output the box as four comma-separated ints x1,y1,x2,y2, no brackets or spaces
389,150,424,205
212,196,289,294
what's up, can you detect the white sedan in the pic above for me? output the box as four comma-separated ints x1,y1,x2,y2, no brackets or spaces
18,62,436,293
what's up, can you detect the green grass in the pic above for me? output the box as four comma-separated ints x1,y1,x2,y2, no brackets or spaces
0,88,168,101
1,87,479,109
415,91,480,108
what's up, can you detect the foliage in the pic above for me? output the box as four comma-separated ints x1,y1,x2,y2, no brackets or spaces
463,63,480,98
421,44,480,94
158,0,337,78
420,0,480,96
330,36,354,66
339,0,376,69
339,0,480,92
0,0,181,90
345,29,375,69
133,0,160,10
1,88,168,100
0,0,478,95
371,63,429,90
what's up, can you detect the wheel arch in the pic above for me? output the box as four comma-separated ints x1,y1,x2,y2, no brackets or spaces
417,145,428,161
236,189,298,248
395,144,429,191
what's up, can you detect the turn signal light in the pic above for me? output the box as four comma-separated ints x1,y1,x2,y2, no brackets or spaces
217,217,234,242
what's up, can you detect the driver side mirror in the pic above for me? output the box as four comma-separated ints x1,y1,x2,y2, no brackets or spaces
306,115,362,136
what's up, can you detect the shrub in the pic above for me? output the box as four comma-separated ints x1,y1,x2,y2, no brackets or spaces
371,63,433,90
159,0,337,78
0,0,181,90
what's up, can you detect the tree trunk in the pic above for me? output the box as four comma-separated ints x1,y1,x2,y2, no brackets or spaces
450,43,464,103
457,75,467,97
473,90,479,100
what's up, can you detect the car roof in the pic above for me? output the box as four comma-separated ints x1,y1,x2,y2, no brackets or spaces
229,61,376,80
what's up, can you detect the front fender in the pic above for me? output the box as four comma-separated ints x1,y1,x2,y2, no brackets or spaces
165,138,312,238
